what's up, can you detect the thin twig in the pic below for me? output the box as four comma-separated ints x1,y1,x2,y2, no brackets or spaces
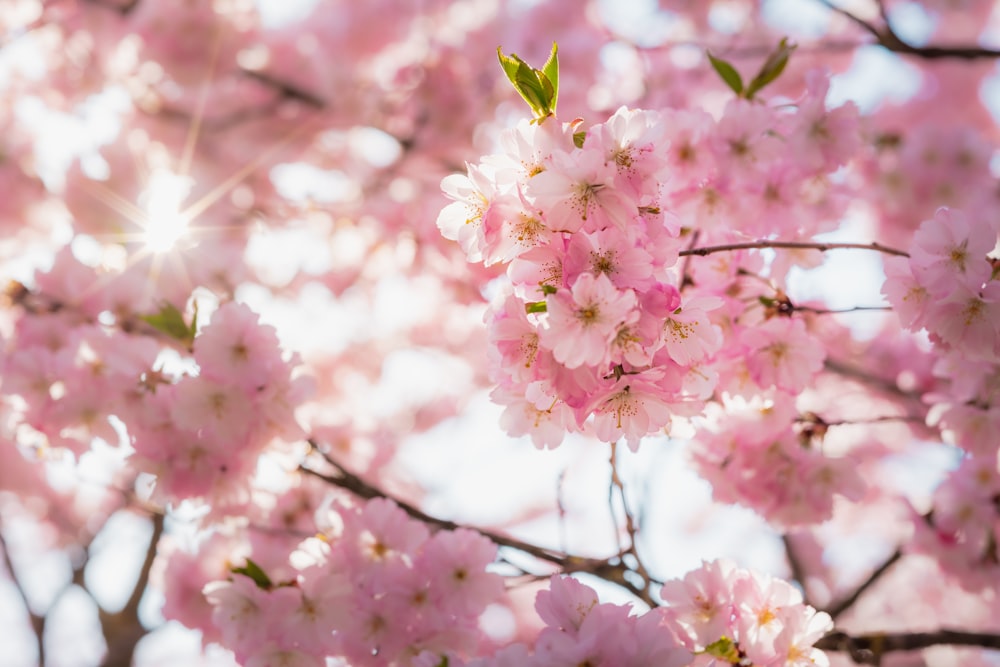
794,305,893,315
301,441,659,606
825,548,902,619
782,533,814,608
608,442,654,597
679,240,909,258
823,358,921,401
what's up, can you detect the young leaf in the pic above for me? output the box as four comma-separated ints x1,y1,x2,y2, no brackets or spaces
745,37,796,99
707,51,743,96
497,44,560,121
703,636,741,663
139,301,195,345
540,42,559,115
231,558,273,590
573,130,587,148
525,301,548,314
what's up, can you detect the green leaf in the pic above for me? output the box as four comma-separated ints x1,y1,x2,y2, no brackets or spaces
539,284,558,296
703,636,741,663
525,301,548,314
514,61,552,116
190,299,199,335
707,51,743,95
231,558,273,590
498,44,559,121
139,301,195,345
497,47,522,85
573,130,587,149
540,42,559,115
745,37,796,99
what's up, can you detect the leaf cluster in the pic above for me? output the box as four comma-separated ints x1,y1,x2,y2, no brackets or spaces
707,37,797,100
498,43,559,122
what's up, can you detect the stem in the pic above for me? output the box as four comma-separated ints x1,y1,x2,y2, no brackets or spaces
679,240,909,258
825,548,901,619
782,533,814,608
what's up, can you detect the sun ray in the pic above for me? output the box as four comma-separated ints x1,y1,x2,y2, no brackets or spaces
179,117,317,222
178,20,226,180
83,180,150,226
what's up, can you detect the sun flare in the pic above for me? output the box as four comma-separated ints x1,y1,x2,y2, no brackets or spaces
141,169,194,253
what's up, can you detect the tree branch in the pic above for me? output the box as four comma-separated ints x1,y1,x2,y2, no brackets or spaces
823,358,921,402
300,441,658,606
98,511,164,667
817,628,1000,664
825,548,901,619
678,240,909,258
814,0,1000,60
781,533,814,608
241,69,327,109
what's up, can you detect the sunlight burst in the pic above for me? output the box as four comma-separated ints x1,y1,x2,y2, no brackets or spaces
141,169,194,253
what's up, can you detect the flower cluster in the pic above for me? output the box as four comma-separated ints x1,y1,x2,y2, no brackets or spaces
1,250,310,508
203,497,505,667
660,560,833,667
882,206,1000,589
464,575,692,667
690,400,865,527
440,76,858,450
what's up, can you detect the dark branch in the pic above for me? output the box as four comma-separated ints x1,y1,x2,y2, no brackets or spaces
781,533,813,608
242,69,327,109
679,240,909,258
301,441,658,606
825,548,902,619
823,358,921,402
98,512,164,667
815,0,1000,60
817,628,1000,664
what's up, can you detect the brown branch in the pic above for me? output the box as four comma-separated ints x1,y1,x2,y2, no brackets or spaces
301,441,658,606
98,512,164,667
816,628,1000,664
299,449,567,567
823,358,921,401
678,230,701,290
825,548,902,619
242,69,327,109
815,0,1000,60
608,442,656,599
781,534,814,608
79,0,140,15
794,305,892,315
679,240,909,258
